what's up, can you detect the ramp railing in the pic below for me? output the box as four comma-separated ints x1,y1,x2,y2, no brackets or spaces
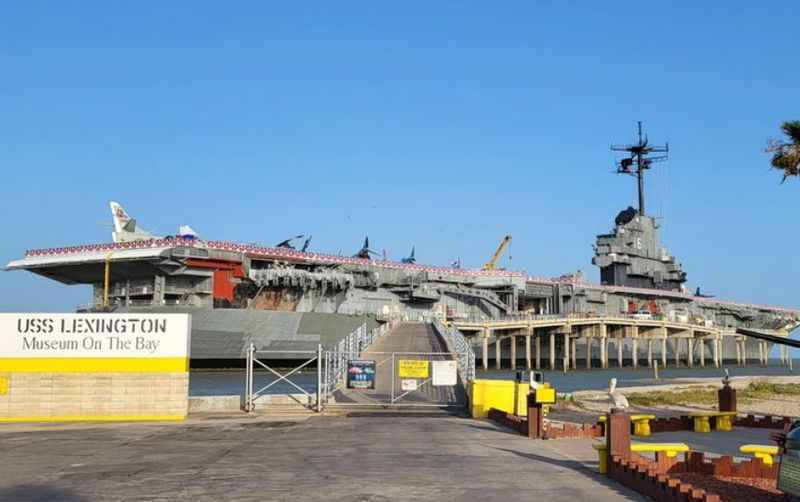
323,320,398,402
433,320,476,385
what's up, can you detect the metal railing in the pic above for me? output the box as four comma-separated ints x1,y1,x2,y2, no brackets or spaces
433,320,475,384
322,320,397,402
451,312,721,329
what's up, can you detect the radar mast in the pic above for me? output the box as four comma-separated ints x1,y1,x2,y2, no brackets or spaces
611,122,669,216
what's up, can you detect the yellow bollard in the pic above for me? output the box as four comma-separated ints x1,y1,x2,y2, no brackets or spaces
715,414,733,431
592,442,608,474
692,416,711,433
631,415,656,437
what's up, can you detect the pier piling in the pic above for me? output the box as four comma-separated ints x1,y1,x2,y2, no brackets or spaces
495,335,502,370
586,336,592,369
525,332,532,370
510,335,517,370
699,338,705,367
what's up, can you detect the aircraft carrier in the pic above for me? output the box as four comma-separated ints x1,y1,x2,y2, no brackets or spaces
6,126,799,362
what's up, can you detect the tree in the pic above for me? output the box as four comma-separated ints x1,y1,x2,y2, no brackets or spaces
766,121,800,182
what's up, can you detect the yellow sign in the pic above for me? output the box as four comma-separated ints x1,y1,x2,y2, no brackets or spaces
398,360,429,378
0,376,9,396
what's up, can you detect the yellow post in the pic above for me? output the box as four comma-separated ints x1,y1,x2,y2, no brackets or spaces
103,253,112,307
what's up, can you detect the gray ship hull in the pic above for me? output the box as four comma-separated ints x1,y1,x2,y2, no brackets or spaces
116,307,379,359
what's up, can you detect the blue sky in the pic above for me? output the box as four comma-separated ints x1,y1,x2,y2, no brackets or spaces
1,1,798,313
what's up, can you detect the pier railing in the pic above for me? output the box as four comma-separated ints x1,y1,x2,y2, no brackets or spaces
451,312,723,330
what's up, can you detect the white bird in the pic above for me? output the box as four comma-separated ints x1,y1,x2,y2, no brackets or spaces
722,368,731,386
608,378,630,411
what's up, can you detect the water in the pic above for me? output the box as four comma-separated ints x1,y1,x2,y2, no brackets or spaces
190,370,317,397
189,361,799,397
476,361,799,393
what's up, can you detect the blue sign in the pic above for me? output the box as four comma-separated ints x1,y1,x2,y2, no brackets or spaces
347,360,376,390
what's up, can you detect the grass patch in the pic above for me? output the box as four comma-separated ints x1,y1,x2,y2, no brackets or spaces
625,382,800,407
740,382,800,400
626,386,718,407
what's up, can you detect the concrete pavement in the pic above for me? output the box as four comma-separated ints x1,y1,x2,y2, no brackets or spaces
0,414,645,501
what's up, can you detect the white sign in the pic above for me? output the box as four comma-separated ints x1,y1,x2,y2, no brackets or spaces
0,313,191,358
432,360,457,386
400,379,418,391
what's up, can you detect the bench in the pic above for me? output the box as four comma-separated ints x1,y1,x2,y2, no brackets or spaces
598,414,657,437
592,442,689,474
739,444,780,466
630,442,690,458
688,411,738,433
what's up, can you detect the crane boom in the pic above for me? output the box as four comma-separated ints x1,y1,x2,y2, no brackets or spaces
482,235,512,270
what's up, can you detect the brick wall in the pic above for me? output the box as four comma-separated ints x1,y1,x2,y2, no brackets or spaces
0,371,189,422
486,408,603,439
654,451,778,479
735,414,793,429
609,455,722,502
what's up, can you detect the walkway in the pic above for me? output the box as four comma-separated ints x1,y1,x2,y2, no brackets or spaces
334,322,463,407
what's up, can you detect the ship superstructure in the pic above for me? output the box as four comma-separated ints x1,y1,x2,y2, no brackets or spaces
7,218,798,359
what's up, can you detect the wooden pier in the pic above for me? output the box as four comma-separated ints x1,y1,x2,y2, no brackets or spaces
449,316,785,371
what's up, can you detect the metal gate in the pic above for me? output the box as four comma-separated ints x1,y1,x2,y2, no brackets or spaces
321,350,466,409
243,320,475,412
244,344,323,412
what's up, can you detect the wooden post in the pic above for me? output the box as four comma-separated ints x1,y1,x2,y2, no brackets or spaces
718,382,737,413
527,392,544,439
606,410,632,473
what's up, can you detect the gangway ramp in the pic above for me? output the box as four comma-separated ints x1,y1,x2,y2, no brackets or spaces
331,322,467,410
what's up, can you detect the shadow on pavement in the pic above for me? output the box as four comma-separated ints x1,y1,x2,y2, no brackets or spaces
461,423,524,436
491,447,645,501
0,485,84,502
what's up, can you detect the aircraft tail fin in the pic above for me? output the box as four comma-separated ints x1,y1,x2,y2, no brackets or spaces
109,201,158,243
